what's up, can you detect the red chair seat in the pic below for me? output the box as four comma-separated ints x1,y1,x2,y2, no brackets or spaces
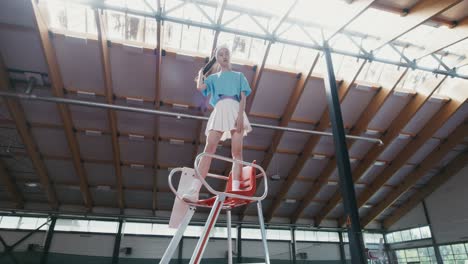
196,162,257,209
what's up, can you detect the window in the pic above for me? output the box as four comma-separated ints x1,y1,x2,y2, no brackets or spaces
88,220,118,234
410,227,422,240
364,233,384,245
401,230,412,241
242,227,262,240
396,246,437,264
386,232,394,243
124,222,152,235
153,223,177,236
18,217,49,230
0,216,20,229
55,219,117,233
440,243,468,263
386,226,431,244
55,219,89,232
266,229,291,241
295,230,341,242
420,226,432,239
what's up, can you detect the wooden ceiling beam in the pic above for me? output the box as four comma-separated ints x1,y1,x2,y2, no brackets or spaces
314,74,447,226
328,0,378,40
153,16,163,213
0,55,58,209
95,9,125,210
374,0,462,49
418,16,468,59
245,43,272,114
382,150,468,229
361,122,468,226
31,1,93,208
0,159,23,208
264,60,367,222
290,68,408,223
340,96,467,226
243,53,320,221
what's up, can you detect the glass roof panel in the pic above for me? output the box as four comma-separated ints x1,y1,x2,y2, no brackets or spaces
217,32,267,63
221,0,295,35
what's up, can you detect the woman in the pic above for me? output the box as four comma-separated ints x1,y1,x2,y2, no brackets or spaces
183,45,253,202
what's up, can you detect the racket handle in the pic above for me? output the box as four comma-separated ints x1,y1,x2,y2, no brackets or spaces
202,57,217,75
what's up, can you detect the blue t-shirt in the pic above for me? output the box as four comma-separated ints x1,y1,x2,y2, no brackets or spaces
202,71,251,107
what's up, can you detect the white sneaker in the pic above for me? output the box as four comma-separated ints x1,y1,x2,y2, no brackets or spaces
182,188,199,203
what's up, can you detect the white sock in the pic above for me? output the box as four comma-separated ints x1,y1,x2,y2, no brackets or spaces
232,180,240,191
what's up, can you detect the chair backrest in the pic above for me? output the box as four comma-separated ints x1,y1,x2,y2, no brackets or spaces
225,161,257,197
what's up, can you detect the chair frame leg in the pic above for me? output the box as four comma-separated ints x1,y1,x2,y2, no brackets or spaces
257,201,271,264
189,194,226,264
227,209,233,264
160,206,196,264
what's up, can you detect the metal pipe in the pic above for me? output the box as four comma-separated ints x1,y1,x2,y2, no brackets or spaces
78,1,468,80
0,91,384,145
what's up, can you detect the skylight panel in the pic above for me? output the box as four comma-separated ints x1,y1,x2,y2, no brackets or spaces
145,18,158,45
221,10,270,35
441,38,468,67
45,0,97,36
266,45,319,72
275,22,322,46
105,10,157,46
163,22,214,55
164,0,216,24
221,0,295,35
396,70,437,93
313,53,347,77
217,32,266,63
289,0,370,39
347,8,403,44
105,0,156,12
106,10,126,40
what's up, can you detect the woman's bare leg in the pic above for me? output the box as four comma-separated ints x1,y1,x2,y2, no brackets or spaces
198,130,223,179
183,130,223,202
230,130,244,183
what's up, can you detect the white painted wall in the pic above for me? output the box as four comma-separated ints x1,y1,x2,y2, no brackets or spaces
0,230,46,251
388,204,427,231
388,165,468,244
49,232,115,257
183,237,229,259
242,240,291,260
119,235,174,259
296,242,341,261
426,166,468,244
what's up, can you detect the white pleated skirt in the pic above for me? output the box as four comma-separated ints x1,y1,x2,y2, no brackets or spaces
205,98,252,141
